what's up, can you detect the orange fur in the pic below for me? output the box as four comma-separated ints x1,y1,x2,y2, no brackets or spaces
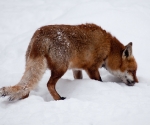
0,23,138,101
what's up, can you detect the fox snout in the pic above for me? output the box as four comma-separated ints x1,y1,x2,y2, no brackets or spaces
124,73,138,86
126,78,138,86
126,79,136,86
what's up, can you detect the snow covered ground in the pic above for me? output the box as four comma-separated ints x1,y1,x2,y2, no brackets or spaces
0,0,150,125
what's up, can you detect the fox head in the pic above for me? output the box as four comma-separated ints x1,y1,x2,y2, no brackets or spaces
106,42,138,86
120,42,138,86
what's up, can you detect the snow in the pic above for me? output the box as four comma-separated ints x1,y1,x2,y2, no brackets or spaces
0,0,150,125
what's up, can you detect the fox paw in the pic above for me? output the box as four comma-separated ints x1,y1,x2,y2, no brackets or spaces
60,97,66,100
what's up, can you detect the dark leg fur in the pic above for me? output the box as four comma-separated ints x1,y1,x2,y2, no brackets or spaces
73,70,83,79
86,68,102,81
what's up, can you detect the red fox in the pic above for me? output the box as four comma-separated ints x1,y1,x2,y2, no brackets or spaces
0,23,138,101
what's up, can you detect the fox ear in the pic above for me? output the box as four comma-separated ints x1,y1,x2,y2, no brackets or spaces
122,42,133,59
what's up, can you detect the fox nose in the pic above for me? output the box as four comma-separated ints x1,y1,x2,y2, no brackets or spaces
126,80,135,86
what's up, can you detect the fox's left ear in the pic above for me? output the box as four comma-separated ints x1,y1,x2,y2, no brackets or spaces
122,42,133,59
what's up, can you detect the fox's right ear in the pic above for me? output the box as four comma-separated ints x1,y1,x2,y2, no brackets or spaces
122,42,133,59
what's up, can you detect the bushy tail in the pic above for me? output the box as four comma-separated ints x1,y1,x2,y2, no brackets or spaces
0,57,47,101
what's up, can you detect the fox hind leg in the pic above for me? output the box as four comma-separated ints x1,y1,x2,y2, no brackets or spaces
47,69,67,100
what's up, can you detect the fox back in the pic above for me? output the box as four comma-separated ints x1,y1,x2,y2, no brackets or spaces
27,24,111,70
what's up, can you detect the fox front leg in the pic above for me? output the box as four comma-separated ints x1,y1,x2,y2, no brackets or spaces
86,68,102,82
